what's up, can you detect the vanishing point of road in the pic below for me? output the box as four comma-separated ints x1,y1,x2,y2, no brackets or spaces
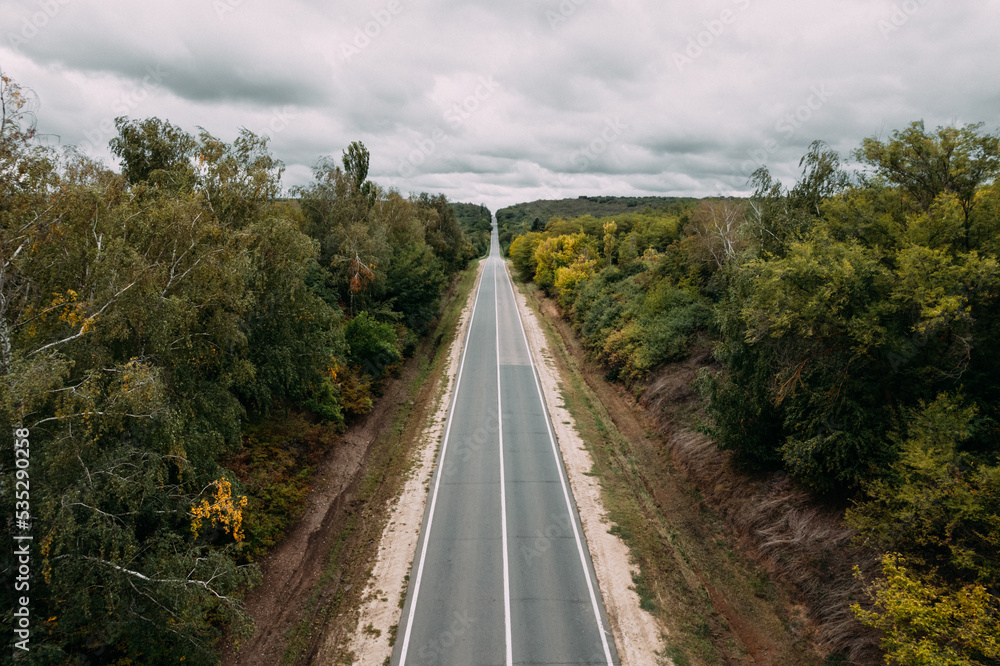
392,221,620,665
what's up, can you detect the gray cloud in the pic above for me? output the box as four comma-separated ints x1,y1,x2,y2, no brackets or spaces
1,0,997,212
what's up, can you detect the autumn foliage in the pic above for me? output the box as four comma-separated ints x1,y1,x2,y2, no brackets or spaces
0,75,481,663
501,124,1000,664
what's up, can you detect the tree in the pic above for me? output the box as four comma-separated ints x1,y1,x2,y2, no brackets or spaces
110,116,197,190
2,71,476,661
847,395,1000,588
744,142,850,259
344,311,400,380
296,153,390,313
856,122,1000,249
416,192,466,272
508,231,545,281
0,153,262,661
533,232,595,292
196,128,284,228
0,70,37,172
790,140,852,217
684,198,747,268
342,140,376,207
1,72,41,377
853,554,1000,666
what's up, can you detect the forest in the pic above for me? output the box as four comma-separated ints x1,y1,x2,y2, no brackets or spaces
0,73,486,663
497,194,696,253
500,124,1000,665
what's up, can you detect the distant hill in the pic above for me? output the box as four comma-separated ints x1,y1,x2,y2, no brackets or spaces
451,201,493,257
496,195,698,251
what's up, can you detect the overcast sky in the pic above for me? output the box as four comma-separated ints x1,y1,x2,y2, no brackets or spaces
2,0,998,212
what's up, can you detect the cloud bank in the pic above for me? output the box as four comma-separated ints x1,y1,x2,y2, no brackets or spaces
2,0,998,211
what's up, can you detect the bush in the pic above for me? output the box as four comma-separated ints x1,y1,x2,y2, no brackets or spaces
344,311,401,379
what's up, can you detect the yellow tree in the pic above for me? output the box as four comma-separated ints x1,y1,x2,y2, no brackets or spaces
854,555,1000,666
191,478,249,543
533,233,594,292
554,257,596,310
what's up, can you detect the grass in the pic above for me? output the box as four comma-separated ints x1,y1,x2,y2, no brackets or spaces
278,260,482,665
515,276,823,665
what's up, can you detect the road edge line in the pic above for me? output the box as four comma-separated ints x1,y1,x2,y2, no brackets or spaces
500,260,615,666
397,256,486,665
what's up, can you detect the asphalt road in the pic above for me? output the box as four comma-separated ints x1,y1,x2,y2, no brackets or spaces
392,222,619,665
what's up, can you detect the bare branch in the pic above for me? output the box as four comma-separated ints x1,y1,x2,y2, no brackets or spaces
76,556,242,604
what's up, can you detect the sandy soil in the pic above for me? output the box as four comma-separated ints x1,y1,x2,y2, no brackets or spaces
505,263,666,666
334,263,483,665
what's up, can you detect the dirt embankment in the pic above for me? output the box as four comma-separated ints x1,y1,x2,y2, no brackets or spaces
534,293,883,664
221,267,480,666
641,357,882,663
220,365,419,665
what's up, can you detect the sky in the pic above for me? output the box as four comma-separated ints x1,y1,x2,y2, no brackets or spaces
2,0,999,213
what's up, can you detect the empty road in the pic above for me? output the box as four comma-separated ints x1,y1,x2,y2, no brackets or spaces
392,221,619,665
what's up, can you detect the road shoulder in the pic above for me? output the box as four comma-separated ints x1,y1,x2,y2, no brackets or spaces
505,262,667,666
325,259,485,665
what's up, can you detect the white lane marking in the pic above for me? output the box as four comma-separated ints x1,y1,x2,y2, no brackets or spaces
500,260,616,665
495,255,514,666
398,253,487,665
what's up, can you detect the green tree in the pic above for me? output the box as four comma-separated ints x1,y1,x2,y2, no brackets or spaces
508,231,545,281
344,311,400,380
342,140,376,207
197,128,284,227
417,192,467,272
109,116,196,190
847,395,1000,588
853,554,1000,666
856,121,1000,249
